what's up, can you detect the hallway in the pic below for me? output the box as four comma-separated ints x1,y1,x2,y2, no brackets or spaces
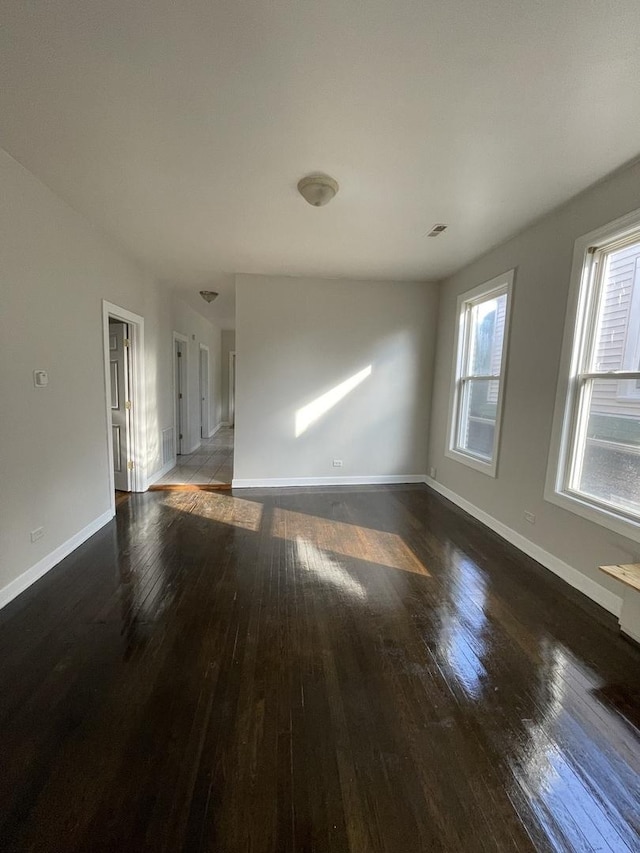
154,426,234,486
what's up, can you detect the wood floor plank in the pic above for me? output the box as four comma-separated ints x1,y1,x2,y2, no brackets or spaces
1,484,639,852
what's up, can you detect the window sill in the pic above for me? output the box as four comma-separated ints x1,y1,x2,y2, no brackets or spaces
543,485,640,545
445,447,497,478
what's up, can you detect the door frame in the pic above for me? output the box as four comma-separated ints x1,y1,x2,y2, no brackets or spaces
199,343,210,439
229,350,236,427
102,301,148,516
173,331,189,455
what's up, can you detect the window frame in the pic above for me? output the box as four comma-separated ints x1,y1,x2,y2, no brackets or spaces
545,208,640,542
446,270,514,478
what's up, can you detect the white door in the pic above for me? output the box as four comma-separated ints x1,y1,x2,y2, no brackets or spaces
175,339,186,454
109,321,131,490
200,348,209,438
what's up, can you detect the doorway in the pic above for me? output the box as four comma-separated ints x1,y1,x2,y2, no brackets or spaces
102,301,147,515
108,319,131,491
149,427,234,488
173,332,188,455
199,344,210,439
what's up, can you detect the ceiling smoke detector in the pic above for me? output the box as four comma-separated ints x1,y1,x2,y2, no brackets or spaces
297,174,339,207
199,290,219,303
427,224,448,237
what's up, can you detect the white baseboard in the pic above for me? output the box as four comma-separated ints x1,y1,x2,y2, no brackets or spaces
232,474,427,489
0,509,114,611
206,422,224,438
425,478,622,617
147,457,177,486
185,441,201,454
219,421,231,428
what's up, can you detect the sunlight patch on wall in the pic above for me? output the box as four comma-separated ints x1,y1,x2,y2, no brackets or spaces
271,507,428,575
295,365,372,437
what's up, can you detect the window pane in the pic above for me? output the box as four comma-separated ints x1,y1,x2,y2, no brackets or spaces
468,293,508,376
457,379,500,460
592,242,640,373
572,378,640,515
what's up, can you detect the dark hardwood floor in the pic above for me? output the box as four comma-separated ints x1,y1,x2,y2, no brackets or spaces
1,485,639,852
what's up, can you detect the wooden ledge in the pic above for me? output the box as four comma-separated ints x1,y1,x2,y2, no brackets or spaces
599,563,640,593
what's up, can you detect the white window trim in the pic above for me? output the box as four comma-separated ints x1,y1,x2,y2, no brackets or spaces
545,207,640,543
445,269,514,478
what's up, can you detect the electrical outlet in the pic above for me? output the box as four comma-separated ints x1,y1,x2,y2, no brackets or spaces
524,511,536,524
429,467,437,479
30,526,44,542
332,459,343,467
33,369,49,387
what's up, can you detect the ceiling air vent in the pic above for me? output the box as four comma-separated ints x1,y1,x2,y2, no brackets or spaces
427,224,448,237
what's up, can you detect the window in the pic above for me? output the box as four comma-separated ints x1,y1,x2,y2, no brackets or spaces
446,270,514,476
547,212,640,538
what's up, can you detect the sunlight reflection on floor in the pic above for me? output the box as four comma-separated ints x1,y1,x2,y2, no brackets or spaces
161,492,264,532
271,507,429,575
293,537,368,599
512,645,640,852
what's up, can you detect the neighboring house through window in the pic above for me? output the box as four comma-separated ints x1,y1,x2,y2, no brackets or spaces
616,245,640,400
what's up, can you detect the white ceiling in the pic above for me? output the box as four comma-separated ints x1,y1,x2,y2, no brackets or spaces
2,1,640,328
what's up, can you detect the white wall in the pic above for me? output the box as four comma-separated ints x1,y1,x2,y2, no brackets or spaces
0,150,167,596
142,281,175,476
234,274,438,484
171,294,222,450
428,158,640,613
0,150,220,604
221,330,236,423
